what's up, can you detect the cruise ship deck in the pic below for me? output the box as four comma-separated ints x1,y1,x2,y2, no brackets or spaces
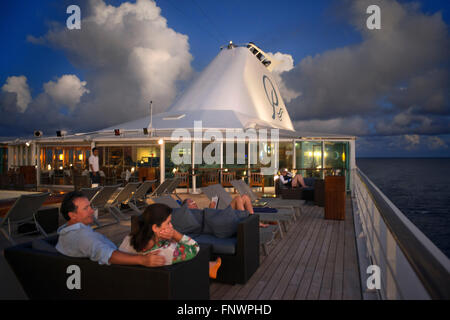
0,191,362,300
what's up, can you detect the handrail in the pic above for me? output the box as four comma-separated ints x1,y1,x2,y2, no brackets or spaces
355,167,450,299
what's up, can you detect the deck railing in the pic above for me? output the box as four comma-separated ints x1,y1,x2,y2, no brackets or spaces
351,168,450,300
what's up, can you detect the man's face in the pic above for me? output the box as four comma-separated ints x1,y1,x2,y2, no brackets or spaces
185,199,198,209
93,149,99,157
69,197,95,225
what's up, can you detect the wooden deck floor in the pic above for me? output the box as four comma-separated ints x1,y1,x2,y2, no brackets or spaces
0,192,362,300
209,198,362,300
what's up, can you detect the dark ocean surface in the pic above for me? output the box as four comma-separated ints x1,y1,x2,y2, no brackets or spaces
356,158,450,259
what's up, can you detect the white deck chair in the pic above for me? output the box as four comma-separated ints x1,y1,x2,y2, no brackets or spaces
0,192,50,244
107,182,141,220
231,179,304,218
128,180,157,214
89,184,121,228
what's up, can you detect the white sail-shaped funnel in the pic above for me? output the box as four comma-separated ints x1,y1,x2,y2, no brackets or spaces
167,44,295,131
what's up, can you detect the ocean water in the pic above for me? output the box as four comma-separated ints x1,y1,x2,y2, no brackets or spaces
356,158,450,259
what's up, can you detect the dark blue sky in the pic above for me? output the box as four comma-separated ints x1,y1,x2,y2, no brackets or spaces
1,0,449,157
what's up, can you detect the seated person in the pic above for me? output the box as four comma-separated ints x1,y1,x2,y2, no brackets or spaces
56,191,165,267
279,168,308,188
119,203,221,279
182,196,270,228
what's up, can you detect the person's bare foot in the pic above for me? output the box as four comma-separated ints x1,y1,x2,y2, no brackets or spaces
209,257,222,279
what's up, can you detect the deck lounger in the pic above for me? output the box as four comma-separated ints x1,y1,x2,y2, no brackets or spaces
231,179,304,218
80,187,102,201
107,182,141,220
0,192,50,244
149,178,174,198
203,184,294,233
163,178,182,200
127,180,157,214
152,195,181,209
89,184,122,228
202,184,283,248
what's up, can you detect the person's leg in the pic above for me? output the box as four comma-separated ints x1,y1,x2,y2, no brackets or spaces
241,194,254,214
230,195,245,211
209,257,222,279
292,174,307,188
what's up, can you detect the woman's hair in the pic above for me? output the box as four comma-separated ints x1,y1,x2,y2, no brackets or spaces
129,203,172,252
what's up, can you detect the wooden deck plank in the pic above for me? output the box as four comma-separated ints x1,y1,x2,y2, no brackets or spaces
270,207,321,300
318,218,340,300
257,207,317,300
240,207,313,300
294,216,329,299
331,212,345,300
228,208,311,300
221,208,314,300
282,207,325,299
306,222,334,300
343,198,362,300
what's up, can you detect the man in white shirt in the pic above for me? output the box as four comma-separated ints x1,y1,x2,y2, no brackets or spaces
88,147,100,185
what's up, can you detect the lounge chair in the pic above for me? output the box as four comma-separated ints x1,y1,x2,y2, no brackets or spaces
127,180,157,214
231,179,304,218
80,186,102,201
89,184,121,228
152,195,181,208
107,182,141,220
164,177,182,200
203,183,295,229
0,192,50,244
148,178,174,198
202,184,284,253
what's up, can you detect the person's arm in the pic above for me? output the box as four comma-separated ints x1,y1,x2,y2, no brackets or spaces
279,175,288,184
109,250,165,267
159,228,199,263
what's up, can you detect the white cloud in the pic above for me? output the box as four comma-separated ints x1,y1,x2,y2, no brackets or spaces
43,75,89,110
427,136,448,150
293,116,369,136
267,52,300,103
282,0,449,128
28,0,193,130
1,76,31,112
404,134,420,150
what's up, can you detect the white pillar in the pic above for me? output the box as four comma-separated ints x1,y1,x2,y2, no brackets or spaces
19,145,23,167
292,140,296,169
7,146,13,170
160,140,165,183
36,144,41,186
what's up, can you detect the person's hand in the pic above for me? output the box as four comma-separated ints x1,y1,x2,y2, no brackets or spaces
158,227,175,240
141,250,165,267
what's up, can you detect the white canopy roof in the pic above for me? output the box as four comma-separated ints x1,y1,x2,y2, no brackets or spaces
101,44,295,132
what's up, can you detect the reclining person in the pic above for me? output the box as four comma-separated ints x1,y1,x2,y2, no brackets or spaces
119,203,221,279
182,196,269,228
56,191,165,267
279,168,308,188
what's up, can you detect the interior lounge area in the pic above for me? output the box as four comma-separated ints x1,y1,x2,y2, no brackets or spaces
0,137,353,195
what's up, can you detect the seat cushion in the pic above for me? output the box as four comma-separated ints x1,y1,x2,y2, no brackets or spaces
31,239,59,254
203,205,239,238
192,234,237,255
171,204,202,234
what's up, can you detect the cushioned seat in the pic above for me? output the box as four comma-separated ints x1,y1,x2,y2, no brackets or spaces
192,234,237,255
